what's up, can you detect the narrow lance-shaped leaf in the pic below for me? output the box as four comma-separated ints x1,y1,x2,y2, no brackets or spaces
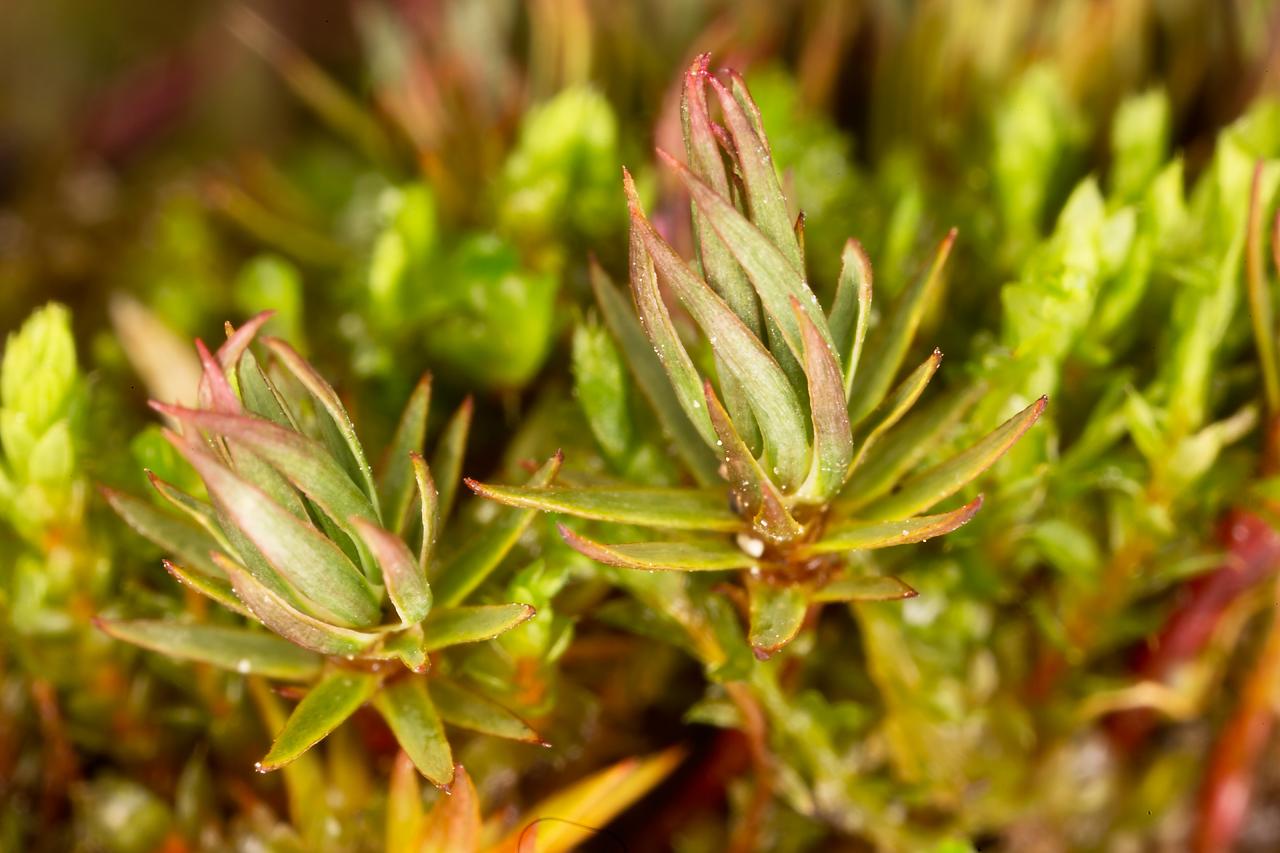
464,481,741,531
864,397,1047,521
747,577,808,659
622,168,719,450
847,349,942,475
194,338,241,416
378,374,431,536
430,397,471,524
429,678,542,744
681,55,760,336
433,452,562,607
351,517,432,625
155,404,379,534
558,524,755,572
658,150,832,363
422,604,535,651
812,575,917,602
167,429,381,627
708,76,803,274
263,336,381,513
1246,162,1280,415
793,298,854,503
97,619,323,682
143,471,231,554
237,349,298,429
162,558,250,616
847,229,956,425
259,670,380,771
100,486,225,579
411,453,439,570
630,173,810,489
803,496,984,556
590,260,720,485
702,381,802,542
373,677,453,787
213,552,381,657
828,239,874,396
838,382,986,512
215,311,275,372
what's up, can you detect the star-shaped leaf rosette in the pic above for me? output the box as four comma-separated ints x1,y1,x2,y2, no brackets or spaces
469,57,1046,659
99,313,556,786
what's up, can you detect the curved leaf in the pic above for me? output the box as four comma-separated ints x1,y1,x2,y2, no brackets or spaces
430,397,472,523
429,678,542,743
214,552,382,657
864,397,1046,520
101,486,224,579
847,229,956,425
378,374,431,536
259,670,379,771
829,239,874,395
803,496,984,556
590,261,720,485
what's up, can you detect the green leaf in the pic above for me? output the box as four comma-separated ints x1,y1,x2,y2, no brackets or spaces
259,670,380,771
838,383,985,512
97,619,322,682
156,405,379,538
1246,162,1280,415
429,398,472,523
214,552,381,657
829,239,874,396
802,497,983,556
590,261,719,485
746,579,807,659
847,229,955,425
558,524,754,572
373,677,454,787
100,486,225,579
621,169,719,451
168,430,381,627
812,575,917,602
161,559,249,616
702,381,802,542
145,471,229,548
246,678,331,848
863,397,1046,520
658,150,828,366
263,336,380,512
572,320,632,462
429,678,542,743
378,375,431,536
422,604,534,651
707,76,804,274
847,349,942,475
411,453,439,570
382,625,430,673
627,173,810,489
464,482,740,531
793,299,853,503
236,347,297,429
434,452,562,607
350,517,432,625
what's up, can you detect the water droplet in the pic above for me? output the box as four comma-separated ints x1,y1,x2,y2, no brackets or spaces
253,762,265,774
236,658,251,674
